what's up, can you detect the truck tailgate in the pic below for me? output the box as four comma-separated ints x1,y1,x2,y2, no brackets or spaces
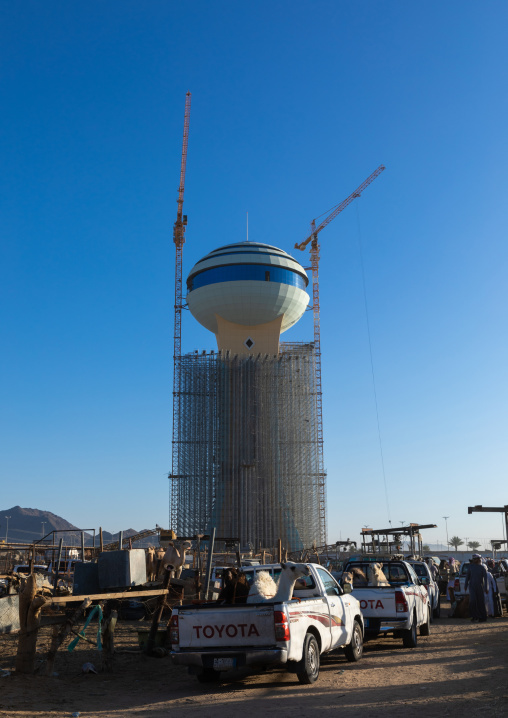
177,605,276,649
350,588,396,618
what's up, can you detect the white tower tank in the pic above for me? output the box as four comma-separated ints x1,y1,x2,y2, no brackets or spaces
186,242,309,355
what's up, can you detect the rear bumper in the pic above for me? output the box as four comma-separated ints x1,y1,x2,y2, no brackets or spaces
365,617,411,633
171,648,288,670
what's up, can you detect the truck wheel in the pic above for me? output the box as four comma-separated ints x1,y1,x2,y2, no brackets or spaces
402,614,418,648
196,668,221,683
344,620,363,662
433,595,441,619
296,633,320,684
420,607,431,636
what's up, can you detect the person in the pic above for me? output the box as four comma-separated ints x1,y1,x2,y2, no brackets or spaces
485,560,501,617
465,554,489,622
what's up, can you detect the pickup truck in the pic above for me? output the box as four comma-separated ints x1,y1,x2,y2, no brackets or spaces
454,561,507,611
341,558,430,648
406,559,441,619
170,563,364,684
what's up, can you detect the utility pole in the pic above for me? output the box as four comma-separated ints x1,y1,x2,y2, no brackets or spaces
4,516,11,543
442,516,450,549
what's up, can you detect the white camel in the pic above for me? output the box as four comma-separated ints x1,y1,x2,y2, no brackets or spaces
367,562,390,586
247,562,311,603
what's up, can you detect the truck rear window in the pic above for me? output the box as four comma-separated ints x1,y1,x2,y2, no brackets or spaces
410,563,428,578
242,568,316,590
345,563,410,587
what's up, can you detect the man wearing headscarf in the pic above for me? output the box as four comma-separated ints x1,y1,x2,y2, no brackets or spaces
485,560,500,617
465,554,489,622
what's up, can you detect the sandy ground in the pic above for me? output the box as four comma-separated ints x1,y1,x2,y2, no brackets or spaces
0,602,507,718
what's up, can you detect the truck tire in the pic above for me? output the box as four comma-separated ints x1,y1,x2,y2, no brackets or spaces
344,620,363,662
196,668,221,683
420,607,431,636
296,633,320,684
402,614,418,648
433,594,441,619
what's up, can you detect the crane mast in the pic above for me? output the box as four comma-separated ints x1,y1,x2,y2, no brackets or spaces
296,165,385,544
171,91,191,530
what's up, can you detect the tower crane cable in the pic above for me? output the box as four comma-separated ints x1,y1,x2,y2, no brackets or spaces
295,165,386,544
171,91,191,530
355,202,391,524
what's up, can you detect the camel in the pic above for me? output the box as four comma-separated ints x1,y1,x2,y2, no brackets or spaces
247,562,311,603
342,571,353,586
154,548,166,580
367,562,390,586
351,567,368,587
217,568,250,604
145,547,156,582
247,571,277,602
163,540,192,578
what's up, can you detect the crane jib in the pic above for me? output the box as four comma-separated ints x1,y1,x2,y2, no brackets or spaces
295,164,385,251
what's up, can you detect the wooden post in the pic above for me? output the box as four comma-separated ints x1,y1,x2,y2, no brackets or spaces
278,539,282,564
101,607,118,673
53,538,63,593
15,575,47,673
204,527,216,601
145,570,171,655
37,597,92,675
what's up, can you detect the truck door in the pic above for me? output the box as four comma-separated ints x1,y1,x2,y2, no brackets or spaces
315,567,348,648
406,564,426,622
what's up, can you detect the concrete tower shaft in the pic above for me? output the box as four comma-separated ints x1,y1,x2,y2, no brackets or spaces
171,343,324,550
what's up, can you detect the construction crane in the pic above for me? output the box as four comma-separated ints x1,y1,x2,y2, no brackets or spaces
170,91,192,530
294,164,386,543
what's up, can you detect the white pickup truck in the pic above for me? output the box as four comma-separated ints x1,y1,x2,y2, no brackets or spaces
341,558,430,648
454,561,507,611
170,563,364,684
406,559,441,619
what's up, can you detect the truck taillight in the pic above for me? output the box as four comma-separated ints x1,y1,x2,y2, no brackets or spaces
454,579,460,592
274,611,290,642
395,590,408,613
169,614,179,645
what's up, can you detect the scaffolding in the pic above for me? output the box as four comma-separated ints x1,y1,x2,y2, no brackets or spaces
170,342,325,551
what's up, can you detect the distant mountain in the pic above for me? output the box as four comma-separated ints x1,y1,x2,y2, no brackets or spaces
0,506,151,546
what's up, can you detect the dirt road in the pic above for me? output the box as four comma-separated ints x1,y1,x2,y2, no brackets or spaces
0,606,507,717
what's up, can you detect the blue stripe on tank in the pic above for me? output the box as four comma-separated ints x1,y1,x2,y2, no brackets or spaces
187,264,308,292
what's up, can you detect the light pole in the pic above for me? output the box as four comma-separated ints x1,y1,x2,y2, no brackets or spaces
398,522,406,550
41,522,46,538
4,516,11,543
443,516,450,550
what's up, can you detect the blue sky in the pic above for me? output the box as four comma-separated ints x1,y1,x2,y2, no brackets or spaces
2,1,507,551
